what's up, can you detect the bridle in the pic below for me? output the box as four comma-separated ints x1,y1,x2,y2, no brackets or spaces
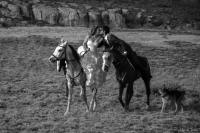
52,44,83,80
51,44,77,63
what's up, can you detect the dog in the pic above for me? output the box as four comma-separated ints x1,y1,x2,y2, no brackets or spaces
158,85,185,113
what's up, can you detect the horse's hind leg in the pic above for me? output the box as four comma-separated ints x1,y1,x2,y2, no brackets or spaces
143,78,151,109
125,82,133,111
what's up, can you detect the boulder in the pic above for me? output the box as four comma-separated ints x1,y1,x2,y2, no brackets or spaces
180,0,200,6
68,3,79,8
7,4,22,19
82,4,92,10
194,22,200,30
32,4,59,25
0,8,10,17
77,10,89,27
58,7,79,26
88,10,102,27
102,10,109,26
0,17,6,22
0,1,8,8
0,17,13,27
135,10,147,26
122,9,137,28
108,8,125,28
32,0,41,4
147,16,164,27
19,3,34,20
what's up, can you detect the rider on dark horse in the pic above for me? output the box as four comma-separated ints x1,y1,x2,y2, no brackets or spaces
100,25,152,79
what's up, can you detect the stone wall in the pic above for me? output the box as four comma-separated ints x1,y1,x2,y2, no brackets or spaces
0,0,200,30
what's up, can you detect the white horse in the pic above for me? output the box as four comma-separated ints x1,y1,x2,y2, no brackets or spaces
78,35,108,111
49,39,89,116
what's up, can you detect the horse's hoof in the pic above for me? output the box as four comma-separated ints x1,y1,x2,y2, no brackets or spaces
86,109,89,113
173,111,178,115
90,108,94,112
64,112,69,116
124,107,130,112
146,105,150,110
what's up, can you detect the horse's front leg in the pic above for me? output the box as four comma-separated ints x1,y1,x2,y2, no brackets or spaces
124,82,133,111
65,79,68,97
90,88,97,111
80,84,89,112
64,81,73,116
93,88,97,111
118,81,125,108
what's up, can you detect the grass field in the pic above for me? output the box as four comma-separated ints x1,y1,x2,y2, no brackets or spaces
0,27,200,133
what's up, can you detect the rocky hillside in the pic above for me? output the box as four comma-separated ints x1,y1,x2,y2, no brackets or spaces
0,0,200,30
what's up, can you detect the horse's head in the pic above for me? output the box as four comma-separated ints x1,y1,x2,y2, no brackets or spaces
102,51,113,72
89,34,111,51
49,38,68,63
86,34,113,72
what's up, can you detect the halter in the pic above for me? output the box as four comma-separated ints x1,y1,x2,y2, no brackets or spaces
52,44,83,81
51,44,77,62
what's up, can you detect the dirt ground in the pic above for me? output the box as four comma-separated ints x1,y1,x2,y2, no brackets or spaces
0,27,200,133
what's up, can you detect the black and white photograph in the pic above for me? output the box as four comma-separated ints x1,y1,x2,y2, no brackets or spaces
0,0,200,132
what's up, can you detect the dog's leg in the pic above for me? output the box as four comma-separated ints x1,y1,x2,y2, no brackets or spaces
179,95,184,113
64,81,73,116
180,102,184,113
174,102,178,113
177,98,184,113
161,99,167,113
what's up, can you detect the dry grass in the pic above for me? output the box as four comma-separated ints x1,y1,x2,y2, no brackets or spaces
0,28,200,133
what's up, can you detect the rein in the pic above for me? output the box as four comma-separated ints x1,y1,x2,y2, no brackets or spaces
68,68,83,80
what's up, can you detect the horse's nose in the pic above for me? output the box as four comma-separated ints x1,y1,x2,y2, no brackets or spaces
49,56,56,63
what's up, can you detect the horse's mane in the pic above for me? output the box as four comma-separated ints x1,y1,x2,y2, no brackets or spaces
68,44,80,62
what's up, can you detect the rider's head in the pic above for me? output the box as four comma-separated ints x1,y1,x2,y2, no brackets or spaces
102,25,110,36
89,26,99,36
89,25,104,37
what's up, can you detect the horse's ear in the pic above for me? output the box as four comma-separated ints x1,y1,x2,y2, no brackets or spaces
60,38,65,43
63,40,68,45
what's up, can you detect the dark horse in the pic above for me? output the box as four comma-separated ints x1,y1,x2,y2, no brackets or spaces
101,43,152,111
